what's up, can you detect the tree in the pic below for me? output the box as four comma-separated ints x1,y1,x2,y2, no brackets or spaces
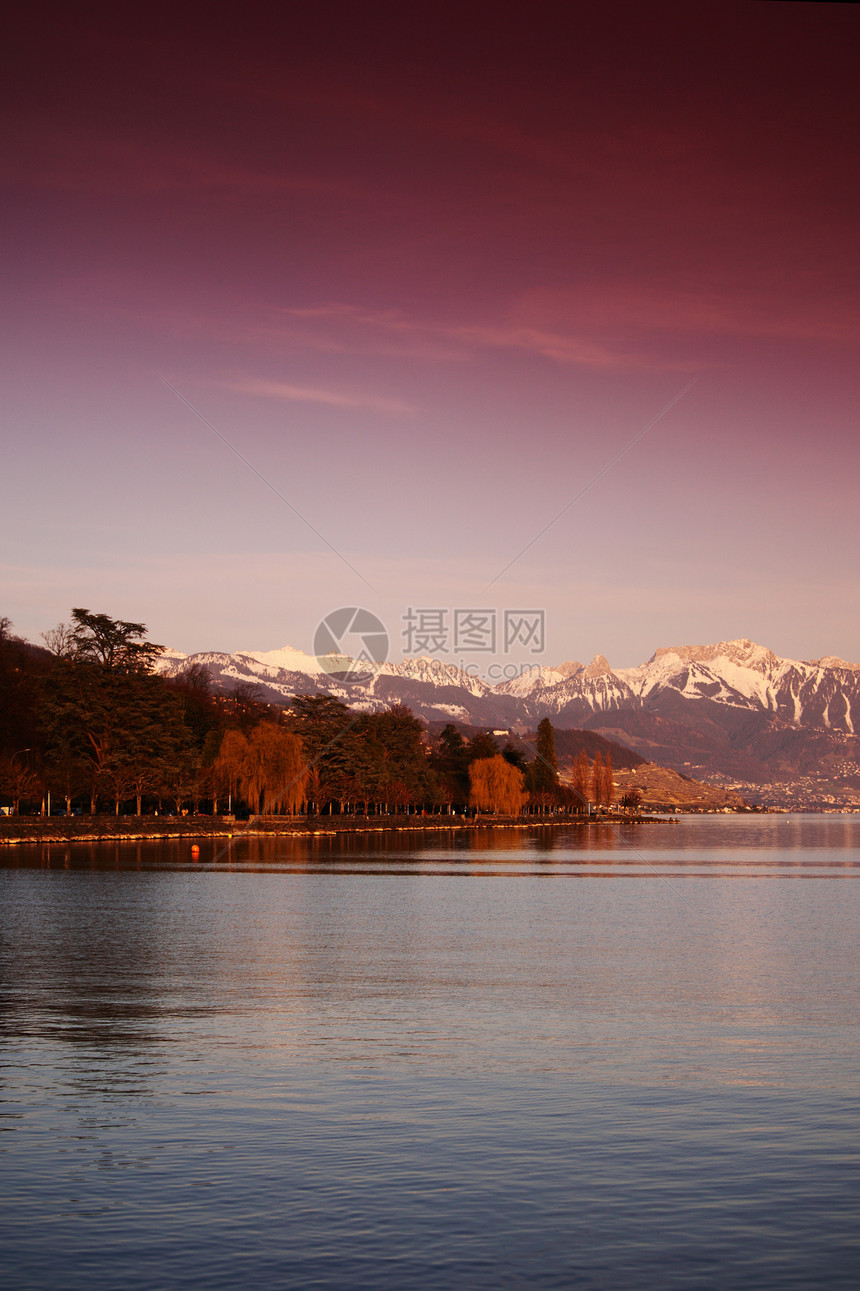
469,756,527,815
431,724,470,808
467,731,499,763
216,723,307,817
117,677,191,815
288,694,360,813
39,615,188,814
620,788,642,813
245,722,307,815
1,620,48,771
222,680,268,726
358,706,433,812
534,718,559,786
596,748,609,805
501,741,527,771
590,751,613,808
571,750,590,813
591,752,603,808
527,718,560,810
66,608,164,673
41,621,77,658
44,742,88,815
167,667,221,752
0,751,40,814
160,747,203,817
214,728,249,811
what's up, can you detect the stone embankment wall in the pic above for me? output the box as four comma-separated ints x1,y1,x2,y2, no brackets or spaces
0,812,676,846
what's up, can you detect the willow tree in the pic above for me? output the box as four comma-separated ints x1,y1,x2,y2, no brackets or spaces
214,728,249,812
241,722,308,816
469,755,527,815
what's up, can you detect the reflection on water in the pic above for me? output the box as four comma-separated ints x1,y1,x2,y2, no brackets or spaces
7,814,860,877
1,816,859,1288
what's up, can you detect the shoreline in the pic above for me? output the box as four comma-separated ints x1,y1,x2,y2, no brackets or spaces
0,813,678,846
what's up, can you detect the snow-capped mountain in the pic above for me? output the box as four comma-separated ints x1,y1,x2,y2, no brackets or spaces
156,644,497,716
501,638,860,734
156,637,860,731
155,637,860,789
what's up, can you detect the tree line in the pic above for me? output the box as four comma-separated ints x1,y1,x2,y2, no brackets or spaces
0,610,615,817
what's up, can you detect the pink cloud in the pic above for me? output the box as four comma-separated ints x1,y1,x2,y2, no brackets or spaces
274,305,686,370
223,377,415,415
516,283,860,348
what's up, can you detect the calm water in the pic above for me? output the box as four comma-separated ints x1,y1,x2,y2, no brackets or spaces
2,815,859,1289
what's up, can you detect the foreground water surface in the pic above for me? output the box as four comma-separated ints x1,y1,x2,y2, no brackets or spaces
2,815,859,1288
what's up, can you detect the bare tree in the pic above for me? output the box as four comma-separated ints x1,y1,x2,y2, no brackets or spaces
0,752,40,814
571,750,590,812
602,753,614,808
591,752,603,808
41,622,77,658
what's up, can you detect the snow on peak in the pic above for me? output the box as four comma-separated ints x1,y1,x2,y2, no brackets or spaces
583,654,613,679
239,645,325,674
805,655,860,672
394,657,490,694
493,665,564,697
651,638,778,668
158,646,189,664
551,660,584,679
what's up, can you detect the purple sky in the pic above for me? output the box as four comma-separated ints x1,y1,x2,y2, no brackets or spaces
3,4,858,671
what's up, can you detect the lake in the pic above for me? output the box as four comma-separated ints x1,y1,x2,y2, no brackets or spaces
2,815,859,1288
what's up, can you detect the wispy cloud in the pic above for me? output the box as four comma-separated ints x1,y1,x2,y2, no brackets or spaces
41,267,857,384
223,376,415,415
274,304,662,370
278,276,860,365
516,283,860,348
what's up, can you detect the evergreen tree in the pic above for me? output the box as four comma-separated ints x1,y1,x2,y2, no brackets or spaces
66,608,164,673
358,705,433,811
467,731,499,763
431,724,470,808
501,741,527,771
531,717,559,795
38,610,191,814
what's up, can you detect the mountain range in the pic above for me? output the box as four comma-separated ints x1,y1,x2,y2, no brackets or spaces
157,639,860,805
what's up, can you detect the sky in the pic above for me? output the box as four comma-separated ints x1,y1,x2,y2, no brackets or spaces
2,3,859,673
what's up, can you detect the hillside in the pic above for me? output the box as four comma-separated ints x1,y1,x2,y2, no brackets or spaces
154,638,860,807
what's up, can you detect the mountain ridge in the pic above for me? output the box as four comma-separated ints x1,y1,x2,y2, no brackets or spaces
155,638,860,803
